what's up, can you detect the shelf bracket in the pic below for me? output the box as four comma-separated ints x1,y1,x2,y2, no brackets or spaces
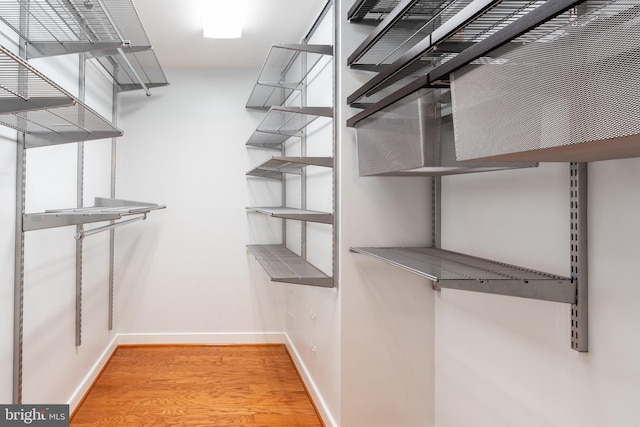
570,162,588,352
75,214,146,240
431,176,441,291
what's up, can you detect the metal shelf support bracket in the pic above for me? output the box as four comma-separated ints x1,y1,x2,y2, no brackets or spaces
570,162,588,352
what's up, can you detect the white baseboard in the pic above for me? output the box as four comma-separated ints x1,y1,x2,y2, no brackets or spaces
116,332,287,345
285,334,339,427
67,335,119,413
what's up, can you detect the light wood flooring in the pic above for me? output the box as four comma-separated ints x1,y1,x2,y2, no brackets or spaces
71,344,324,427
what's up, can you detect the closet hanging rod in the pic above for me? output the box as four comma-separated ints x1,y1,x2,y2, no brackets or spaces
117,47,150,96
75,214,146,240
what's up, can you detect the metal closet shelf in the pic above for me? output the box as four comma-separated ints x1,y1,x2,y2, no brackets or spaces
247,207,333,224
0,0,168,93
0,44,122,147
348,0,474,71
0,44,75,114
247,156,333,179
348,0,403,23
246,44,333,109
24,197,165,232
348,0,546,106
247,244,334,287
246,106,333,149
346,0,607,127
351,247,575,303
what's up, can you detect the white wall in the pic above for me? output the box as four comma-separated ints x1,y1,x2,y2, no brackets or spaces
338,0,436,425
435,160,640,427
0,43,118,406
115,68,286,339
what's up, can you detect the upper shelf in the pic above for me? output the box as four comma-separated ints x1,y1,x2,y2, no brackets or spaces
247,244,334,287
246,44,333,109
0,0,168,93
349,0,404,23
0,44,122,147
348,0,474,70
347,0,546,106
347,0,594,127
246,106,333,149
247,156,334,179
24,197,165,231
351,246,575,303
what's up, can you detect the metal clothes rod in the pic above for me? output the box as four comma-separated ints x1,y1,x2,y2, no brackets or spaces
75,214,146,240
116,48,151,96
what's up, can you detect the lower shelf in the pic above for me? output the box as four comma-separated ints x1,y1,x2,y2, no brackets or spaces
350,246,575,303
247,244,334,287
247,207,333,224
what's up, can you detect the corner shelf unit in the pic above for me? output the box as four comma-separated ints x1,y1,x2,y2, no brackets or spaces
247,244,333,287
347,0,545,106
246,44,333,110
350,247,575,303
245,7,335,288
24,197,165,233
0,44,122,147
0,0,168,93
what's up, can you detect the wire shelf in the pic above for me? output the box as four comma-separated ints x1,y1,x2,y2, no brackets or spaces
349,0,473,68
348,0,547,105
349,0,403,23
351,246,575,303
247,156,333,179
247,206,333,224
0,44,75,114
246,106,333,149
0,44,122,147
95,48,169,92
247,244,334,287
246,44,333,109
24,197,165,231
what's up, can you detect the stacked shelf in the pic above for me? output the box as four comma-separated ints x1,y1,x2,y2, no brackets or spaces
348,0,546,106
0,44,122,147
246,44,333,110
0,0,168,93
246,40,335,287
348,0,404,23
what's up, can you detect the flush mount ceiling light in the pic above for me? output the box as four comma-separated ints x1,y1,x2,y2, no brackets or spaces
201,0,247,39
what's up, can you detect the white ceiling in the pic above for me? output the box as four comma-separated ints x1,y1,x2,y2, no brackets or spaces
133,0,329,68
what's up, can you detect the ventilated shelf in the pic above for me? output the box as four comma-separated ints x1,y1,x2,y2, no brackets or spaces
0,99,123,148
247,244,334,287
348,0,404,23
247,156,333,179
246,106,333,149
247,207,333,224
0,0,168,93
24,197,165,231
246,44,333,109
95,48,169,93
349,0,474,70
348,0,547,106
0,44,75,114
351,246,575,303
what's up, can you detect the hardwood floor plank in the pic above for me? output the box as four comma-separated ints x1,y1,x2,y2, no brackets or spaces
71,344,323,427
